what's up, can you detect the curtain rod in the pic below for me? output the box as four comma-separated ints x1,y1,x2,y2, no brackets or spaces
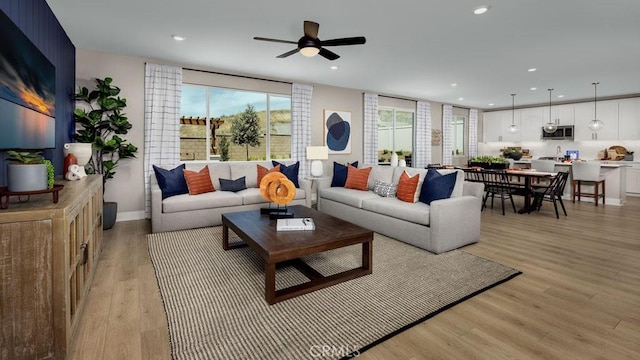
183,67,292,85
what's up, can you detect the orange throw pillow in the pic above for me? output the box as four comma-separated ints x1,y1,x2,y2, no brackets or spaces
344,165,372,191
183,166,215,195
396,171,419,203
257,164,281,187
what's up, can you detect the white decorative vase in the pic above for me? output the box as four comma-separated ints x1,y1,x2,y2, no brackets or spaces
398,159,407,167
390,153,399,167
64,143,92,177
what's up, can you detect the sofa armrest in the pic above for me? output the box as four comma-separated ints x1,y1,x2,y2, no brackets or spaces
298,178,313,208
429,195,482,253
150,174,163,232
316,177,333,191
463,181,485,200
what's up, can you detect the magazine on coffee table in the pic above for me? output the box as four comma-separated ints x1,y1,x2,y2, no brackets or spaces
276,217,315,231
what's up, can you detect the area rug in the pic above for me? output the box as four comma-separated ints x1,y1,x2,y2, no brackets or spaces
147,227,520,360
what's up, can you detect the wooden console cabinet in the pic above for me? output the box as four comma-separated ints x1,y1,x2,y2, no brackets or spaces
0,175,103,359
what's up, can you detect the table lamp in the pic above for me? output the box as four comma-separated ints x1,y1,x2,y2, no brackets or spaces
306,146,328,177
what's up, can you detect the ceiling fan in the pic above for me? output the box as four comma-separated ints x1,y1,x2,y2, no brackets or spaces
253,20,366,61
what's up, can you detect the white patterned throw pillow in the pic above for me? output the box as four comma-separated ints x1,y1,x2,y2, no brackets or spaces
373,179,397,198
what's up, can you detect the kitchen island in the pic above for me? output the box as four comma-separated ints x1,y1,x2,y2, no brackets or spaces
514,160,628,205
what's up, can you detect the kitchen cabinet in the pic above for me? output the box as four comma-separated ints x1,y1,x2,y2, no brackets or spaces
626,163,640,195
482,111,501,142
482,110,521,142
618,98,640,140
0,175,103,359
573,100,619,141
520,107,544,141
500,110,521,142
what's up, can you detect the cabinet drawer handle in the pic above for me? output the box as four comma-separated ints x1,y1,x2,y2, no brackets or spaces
80,243,88,265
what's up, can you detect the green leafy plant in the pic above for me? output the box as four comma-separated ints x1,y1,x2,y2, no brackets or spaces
5,150,45,164
231,104,261,161
73,77,138,186
44,160,54,189
219,136,230,161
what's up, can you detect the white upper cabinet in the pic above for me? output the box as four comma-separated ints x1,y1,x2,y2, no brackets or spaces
618,98,640,140
482,111,501,142
557,104,575,126
573,100,618,141
520,107,544,141
500,110,521,142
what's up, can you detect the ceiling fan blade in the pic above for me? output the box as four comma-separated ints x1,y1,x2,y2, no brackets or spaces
304,21,319,39
254,36,297,45
321,36,366,47
276,48,300,58
319,48,340,61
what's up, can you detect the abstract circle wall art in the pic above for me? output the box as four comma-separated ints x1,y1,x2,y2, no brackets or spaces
324,110,351,154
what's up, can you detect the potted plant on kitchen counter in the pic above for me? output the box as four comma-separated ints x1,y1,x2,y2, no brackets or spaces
73,77,138,230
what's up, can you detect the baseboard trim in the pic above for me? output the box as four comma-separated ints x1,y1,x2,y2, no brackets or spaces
117,210,146,222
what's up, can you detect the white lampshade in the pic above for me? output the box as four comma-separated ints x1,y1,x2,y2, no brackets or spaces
307,146,328,177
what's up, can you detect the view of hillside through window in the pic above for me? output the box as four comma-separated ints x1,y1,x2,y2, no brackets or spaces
180,84,291,161
378,107,414,164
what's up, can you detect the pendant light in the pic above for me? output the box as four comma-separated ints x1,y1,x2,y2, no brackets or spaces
507,93,519,134
587,82,604,132
543,88,558,133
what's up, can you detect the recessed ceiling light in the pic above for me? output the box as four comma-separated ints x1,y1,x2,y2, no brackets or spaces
171,34,185,41
488,103,495,106
451,83,458,87
528,68,537,72
530,87,537,91
557,94,565,98
458,97,464,101
330,65,338,70
473,6,489,15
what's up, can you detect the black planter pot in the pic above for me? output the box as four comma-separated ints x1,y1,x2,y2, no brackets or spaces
469,161,508,170
103,201,117,230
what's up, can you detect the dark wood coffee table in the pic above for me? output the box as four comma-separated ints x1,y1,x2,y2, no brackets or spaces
222,205,373,304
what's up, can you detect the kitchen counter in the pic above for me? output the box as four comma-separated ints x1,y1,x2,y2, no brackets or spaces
514,160,627,205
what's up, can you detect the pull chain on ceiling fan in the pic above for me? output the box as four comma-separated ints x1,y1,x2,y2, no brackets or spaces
254,20,366,61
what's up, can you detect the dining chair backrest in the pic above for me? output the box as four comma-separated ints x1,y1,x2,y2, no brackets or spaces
531,160,556,173
571,161,602,182
553,171,570,196
464,168,484,183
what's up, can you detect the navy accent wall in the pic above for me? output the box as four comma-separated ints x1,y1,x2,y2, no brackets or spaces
0,0,75,186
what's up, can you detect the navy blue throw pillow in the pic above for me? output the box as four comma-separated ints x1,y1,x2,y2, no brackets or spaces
418,169,457,205
219,176,247,192
153,164,189,199
331,161,359,187
272,161,300,188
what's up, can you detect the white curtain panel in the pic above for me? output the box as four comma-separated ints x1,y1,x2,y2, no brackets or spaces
143,63,182,218
415,100,432,168
469,108,478,157
291,83,313,177
442,104,454,165
363,93,379,165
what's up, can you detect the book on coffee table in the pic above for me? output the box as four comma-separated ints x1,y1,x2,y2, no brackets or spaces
276,217,315,231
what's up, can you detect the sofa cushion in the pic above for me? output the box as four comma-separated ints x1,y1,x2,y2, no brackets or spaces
396,170,420,203
183,166,215,195
436,169,464,198
372,179,397,198
319,187,379,209
162,191,243,213
345,165,372,191
257,164,280,188
230,163,260,188
419,169,457,205
219,176,247,192
153,164,189,199
367,165,395,190
272,161,300,188
185,163,230,190
331,161,358,187
362,197,431,226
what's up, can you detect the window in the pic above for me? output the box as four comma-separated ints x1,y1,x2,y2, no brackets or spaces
378,107,414,164
180,85,291,162
453,114,465,155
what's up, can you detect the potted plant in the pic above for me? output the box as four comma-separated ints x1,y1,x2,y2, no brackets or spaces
5,151,54,192
625,151,634,161
469,155,509,169
503,147,523,160
73,77,138,229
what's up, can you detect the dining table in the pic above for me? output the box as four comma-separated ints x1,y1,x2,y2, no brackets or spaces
506,169,556,213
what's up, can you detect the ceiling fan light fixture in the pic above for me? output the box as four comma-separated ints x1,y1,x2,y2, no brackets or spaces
300,46,320,57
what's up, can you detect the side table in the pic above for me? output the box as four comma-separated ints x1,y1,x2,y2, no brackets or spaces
304,176,330,208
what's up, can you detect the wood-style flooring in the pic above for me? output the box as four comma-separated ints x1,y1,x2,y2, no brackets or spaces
69,196,640,359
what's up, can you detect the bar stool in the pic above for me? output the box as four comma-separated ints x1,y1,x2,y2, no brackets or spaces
571,161,606,206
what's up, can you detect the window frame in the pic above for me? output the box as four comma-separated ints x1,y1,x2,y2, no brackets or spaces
377,106,416,164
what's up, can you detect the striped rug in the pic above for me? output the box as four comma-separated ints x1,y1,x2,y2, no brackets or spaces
148,227,520,360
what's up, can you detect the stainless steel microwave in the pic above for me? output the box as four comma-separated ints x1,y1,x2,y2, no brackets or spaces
541,125,574,140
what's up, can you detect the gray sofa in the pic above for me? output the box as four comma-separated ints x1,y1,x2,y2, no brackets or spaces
151,161,311,233
317,165,484,254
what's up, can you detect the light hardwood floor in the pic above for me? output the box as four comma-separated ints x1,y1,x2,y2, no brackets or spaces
69,196,640,359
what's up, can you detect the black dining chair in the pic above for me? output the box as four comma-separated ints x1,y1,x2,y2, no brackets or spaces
481,169,518,215
531,171,569,218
